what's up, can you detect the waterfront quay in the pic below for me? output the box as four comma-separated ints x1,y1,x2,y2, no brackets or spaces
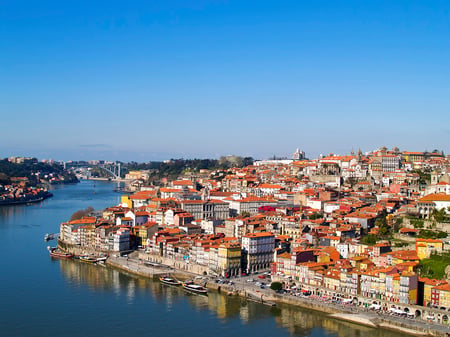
106,255,176,279
92,250,449,337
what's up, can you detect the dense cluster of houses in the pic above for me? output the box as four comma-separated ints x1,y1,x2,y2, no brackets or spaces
59,147,450,311
0,179,51,205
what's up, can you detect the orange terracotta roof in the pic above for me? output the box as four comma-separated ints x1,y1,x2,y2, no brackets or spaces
243,232,274,238
172,180,193,186
277,252,291,259
419,193,450,202
259,183,283,189
433,283,450,292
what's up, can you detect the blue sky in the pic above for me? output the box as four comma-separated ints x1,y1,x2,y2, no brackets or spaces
1,0,449,161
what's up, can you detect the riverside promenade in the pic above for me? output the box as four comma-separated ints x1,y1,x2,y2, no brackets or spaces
104,254,449,337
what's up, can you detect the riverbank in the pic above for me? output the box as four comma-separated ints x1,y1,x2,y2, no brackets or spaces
329,313,430,336
0,191,53,206
99,254,449,337
83,177,130,183
243,286,445,336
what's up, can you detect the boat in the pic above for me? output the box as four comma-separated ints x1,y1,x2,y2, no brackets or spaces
44,233,54,241
182,282,208,295
160,276,181,286
47,246,73,259
44,233,59,241
79,255,98,264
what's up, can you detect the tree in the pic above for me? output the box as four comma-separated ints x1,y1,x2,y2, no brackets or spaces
270,281,283,291
391,217,403,233
418,229,447,239
0,172,9,185
361,234,377,245
70,207,94,221
375,214,387,227
375,217,389,237
309,212,324,220
431,208,447,223
378,225,389,236
412,169,431,185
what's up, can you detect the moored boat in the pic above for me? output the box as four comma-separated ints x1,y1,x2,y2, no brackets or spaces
79,255,98,264
182,282,208,295
44,233,53,241
160,276,181,286
47,246,73,259
44,233,58,241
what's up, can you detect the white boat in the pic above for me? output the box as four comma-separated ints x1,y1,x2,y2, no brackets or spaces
182,282,208,295
160,276,181,286
44,233,54,241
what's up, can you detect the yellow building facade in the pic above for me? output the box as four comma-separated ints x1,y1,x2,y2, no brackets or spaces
416,239,443,260
218,242,241,277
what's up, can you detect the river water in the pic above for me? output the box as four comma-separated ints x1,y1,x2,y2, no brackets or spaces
0,180,408,337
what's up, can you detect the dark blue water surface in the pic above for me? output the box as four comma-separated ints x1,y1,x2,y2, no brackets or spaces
0,180,406,337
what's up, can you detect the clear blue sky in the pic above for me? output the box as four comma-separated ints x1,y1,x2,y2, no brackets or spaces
1,0,449,161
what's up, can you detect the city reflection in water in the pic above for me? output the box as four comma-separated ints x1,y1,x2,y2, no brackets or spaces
0,203,42,222
272,304,410,337
58,259,126,294
58,260,408,337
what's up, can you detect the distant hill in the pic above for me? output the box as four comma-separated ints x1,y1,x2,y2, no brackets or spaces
0,159,78,185
125,156,254,183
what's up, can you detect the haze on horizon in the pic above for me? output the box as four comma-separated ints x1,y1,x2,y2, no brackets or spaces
1,0,449,162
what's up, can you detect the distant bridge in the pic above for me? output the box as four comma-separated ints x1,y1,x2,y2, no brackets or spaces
66,162,123,180
96,162,122,179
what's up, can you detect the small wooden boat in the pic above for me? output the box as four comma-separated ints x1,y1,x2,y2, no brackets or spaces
160,276,181,286
79,255,97,264
182,282,208,295
47,246,73,259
